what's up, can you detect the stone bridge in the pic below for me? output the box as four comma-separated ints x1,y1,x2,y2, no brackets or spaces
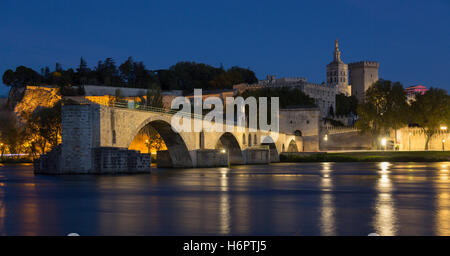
53,103,303,173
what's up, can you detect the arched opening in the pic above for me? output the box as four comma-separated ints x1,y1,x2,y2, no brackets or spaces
129,120,193,168
261,136,279,162
287,139,299,152
294,130,302,137
216,132,244,165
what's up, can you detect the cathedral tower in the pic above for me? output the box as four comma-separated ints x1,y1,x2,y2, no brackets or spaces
326,39,350,96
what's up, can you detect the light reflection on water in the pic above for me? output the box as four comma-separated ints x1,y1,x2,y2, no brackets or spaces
1,162,450,235
320,163,335,236
373,162,397,236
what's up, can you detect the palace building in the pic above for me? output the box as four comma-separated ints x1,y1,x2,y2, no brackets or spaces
234,39,380,117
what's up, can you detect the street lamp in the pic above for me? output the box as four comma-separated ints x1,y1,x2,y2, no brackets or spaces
441,126,447,152
145,139,150,154
221,149,230,168
381,138,387,151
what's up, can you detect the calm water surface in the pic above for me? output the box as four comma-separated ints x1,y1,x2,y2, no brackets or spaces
1,162,450,236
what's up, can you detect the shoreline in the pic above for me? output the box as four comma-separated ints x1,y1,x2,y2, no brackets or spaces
280,151,450,163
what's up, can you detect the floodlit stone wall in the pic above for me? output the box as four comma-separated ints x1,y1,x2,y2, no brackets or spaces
396,128,450,151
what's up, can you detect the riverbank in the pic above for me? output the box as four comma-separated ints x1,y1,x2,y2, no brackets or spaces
280,151,450,162
0,157,33,164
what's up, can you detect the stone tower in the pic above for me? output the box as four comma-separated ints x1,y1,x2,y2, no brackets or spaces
348,61,379,103
326,39,350,96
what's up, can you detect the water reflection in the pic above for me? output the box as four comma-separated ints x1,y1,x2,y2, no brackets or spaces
435,163,450,235
373,162,397,236
0,181,4,236
320,163,335,236
219,168,231,234
1,162,450,235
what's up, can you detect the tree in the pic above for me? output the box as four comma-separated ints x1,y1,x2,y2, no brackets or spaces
239,87,316,127
96,58,121,86
335,93,358,116
410,88,450,150
384,82,410,145
0,110,28,157
146,85,164,108
355,80,409,148
240,87,315,108
2,66,42,87
139,125,166,153
119,57,135,86
27,101,62,154
76,57,89,85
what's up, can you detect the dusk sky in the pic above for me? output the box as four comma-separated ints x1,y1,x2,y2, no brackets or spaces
0,0,449,96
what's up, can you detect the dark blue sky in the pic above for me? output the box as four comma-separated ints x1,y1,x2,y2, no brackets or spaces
1,0,449,96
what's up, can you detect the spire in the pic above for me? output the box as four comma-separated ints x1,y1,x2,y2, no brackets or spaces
334,38,341,62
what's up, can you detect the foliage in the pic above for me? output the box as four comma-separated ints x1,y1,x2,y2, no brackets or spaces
139,125,166,153
27,101,62,155
410,88,450,150
3,59,258,93
2,66,42,87
335,93,358,116
239,87,315,108
146,85,164,108
355,80,409,148
237,87,316,127
0,110,28,157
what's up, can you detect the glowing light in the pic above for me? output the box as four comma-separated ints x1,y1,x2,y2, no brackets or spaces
441,126,448,131
381,138,387,147
324,134,328,141
221,149,226,154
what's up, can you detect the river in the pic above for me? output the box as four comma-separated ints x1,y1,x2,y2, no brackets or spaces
1,162,450,236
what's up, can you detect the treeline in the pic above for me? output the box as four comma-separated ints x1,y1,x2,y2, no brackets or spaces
356,80,450,150
2,57,258,93
240,87,316,108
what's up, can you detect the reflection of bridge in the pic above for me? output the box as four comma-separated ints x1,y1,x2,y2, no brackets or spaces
54,102,302,173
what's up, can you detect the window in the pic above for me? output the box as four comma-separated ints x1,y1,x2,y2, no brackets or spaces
254,134,257,145
248,134,252,147
243,134,246,145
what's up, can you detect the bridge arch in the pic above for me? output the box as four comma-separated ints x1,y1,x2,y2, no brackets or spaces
130,119,193,168
261,136,279,162
287,139,299,152
216,132,244,165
